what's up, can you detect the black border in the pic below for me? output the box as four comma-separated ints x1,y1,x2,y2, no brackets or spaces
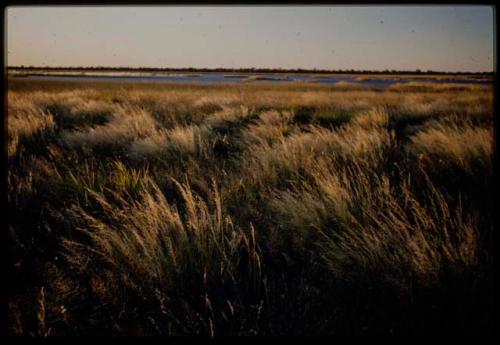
2,1,498,340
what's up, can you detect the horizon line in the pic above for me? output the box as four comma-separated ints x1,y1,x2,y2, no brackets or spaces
7,65,495,75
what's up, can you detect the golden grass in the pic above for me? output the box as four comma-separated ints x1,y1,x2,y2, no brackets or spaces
410,122,493,172
7,94,56,157
238,121,392,194
7,79,495,336
62,105,158,149
387,81,490,93
271,162,478,287
63,177,260,286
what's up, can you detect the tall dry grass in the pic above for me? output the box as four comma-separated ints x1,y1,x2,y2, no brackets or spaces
7,79,495,336
410,122,493,172
62,105,158,150
61,177,262,335
7,94,56,158
271,162,478,288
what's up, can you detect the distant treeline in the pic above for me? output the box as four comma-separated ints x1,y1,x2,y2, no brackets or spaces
7,66,494,75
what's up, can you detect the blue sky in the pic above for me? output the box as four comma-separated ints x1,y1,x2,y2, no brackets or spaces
6,6,495,72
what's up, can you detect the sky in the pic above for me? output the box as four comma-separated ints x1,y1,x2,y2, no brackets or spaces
5,6,496,72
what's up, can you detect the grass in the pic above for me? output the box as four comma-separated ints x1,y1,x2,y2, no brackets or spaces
7,78,495,336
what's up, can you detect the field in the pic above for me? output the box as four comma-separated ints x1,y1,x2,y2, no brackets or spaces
7,78,495,335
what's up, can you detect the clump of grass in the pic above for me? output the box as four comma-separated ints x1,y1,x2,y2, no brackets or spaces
271,162,478,289
258,109,293,126
241,123,392,190
56,158,150,204
62,99,115,129
161,125,212,160
8,99,55,140
409,122,493,173
62,105,158,152
352,107,390,129
204,105,255,134
62,177,262,335
109,160,149,195
129,125,212,164
406,121,494,215
239,110,294,148
128,130,169,159
7,94,56,158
